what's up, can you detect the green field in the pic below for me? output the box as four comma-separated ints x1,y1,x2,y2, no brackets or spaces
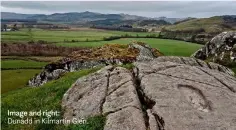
1,28,202,94
1,28,158,42
1,28,203,56
1,68,105,130
1,59,48,93
1,60,47,69
1,69,41,93
57,38,203,56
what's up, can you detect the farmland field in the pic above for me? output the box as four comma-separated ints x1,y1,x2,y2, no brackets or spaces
1,59,47,69
1,28,158,42
1,56,62,62
1,59,48,93
57,38,202,56
1,28,203,94
1,28,203,56
1,69,42,93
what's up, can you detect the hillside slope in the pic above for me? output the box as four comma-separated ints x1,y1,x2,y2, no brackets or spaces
165,16,236,34
1,12,184,25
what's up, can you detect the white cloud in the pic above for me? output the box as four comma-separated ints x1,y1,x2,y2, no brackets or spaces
1,1,236,18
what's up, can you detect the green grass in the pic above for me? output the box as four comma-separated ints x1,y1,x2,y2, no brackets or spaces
1,28,202,56
1,60,48,69
1,69,41,93
231,67,236,75
1,67,104,130
116,63,135,70
1,56,62,62
1,28,157,43
57,38,203,56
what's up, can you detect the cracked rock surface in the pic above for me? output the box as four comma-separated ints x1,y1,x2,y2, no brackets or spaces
62,56,236,130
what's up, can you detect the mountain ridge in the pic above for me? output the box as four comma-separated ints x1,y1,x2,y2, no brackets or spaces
1,11,182,24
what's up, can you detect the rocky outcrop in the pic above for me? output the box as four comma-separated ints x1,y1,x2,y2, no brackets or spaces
62,56,236,130
28,43,162,87
192,31,236,67
132,42,163,59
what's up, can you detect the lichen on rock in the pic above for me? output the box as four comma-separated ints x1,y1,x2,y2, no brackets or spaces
192,31,236,68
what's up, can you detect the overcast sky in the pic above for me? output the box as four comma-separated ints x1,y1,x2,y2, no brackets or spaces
1,1,236,18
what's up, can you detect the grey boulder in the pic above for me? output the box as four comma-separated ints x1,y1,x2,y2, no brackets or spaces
62,56,236,130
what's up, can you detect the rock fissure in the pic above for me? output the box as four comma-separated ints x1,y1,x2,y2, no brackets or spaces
132,67,166,130
195,59,204,67
197,67,236,93
103,105,141,116
107,80,131,96
152,113,165,130
152,64,182,73
180,57,187,65
62,55,236,130
206,62,213,69
100,70,111,113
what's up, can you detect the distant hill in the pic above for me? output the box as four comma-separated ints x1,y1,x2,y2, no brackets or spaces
1,12,32,19
138,19,171,26
3,12,235,30
154,17,186,24
1,12,42,19
1,11,178,27
1,11,147,22
165,16,236,33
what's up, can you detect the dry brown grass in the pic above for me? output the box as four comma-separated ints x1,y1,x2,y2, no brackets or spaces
68,44,140,60
1,42,86,56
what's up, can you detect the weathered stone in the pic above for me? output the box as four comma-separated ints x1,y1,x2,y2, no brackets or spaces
192,31,236,66
108,67,133,94
135,58,236,130
62,56,236,130
135,56,235,76
104,107,146,130
147,109,159,130
62,65,144,130
154,56,184,64
62,66,111,120
129,43,158,61
28,69,67,87
103,81,140,114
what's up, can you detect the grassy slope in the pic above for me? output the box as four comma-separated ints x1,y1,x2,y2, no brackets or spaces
1,67,105,130
57,38,203,56
1,28,157,42
1,60,47,69
166,16,235,33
